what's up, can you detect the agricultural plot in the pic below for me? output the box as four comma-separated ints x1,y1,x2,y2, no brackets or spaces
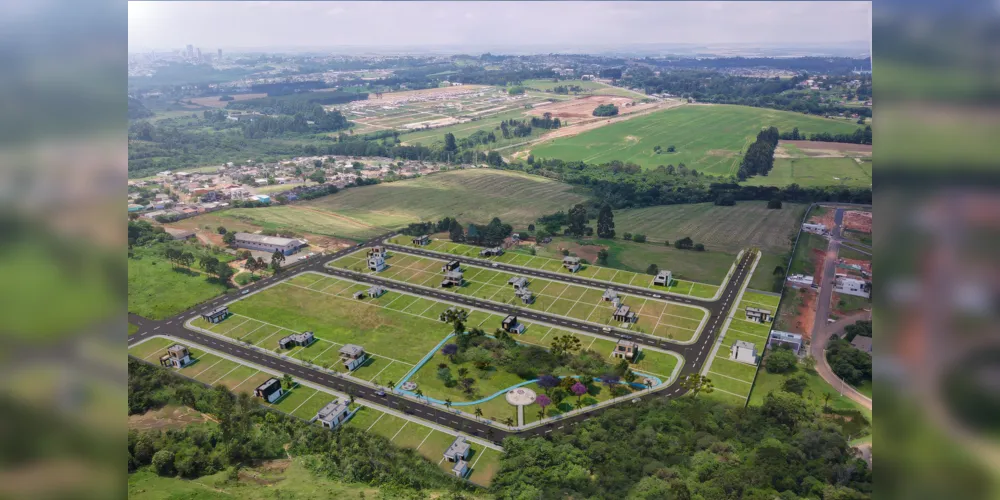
741,157,872,188
304,169,589,228
129,338,502,485
613,201,806,255
225,205,387,241
529,104,863,175
331,250,708,343
387,236,722,300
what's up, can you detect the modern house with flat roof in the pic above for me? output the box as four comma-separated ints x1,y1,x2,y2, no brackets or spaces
367,285,386,298
159,344,192,369
367,246,385,258
834,275,871,299
368,254,386,272
278,331,315,350
612,339,638,362
515,288,534,304
502,315,525,334
442,260,460,272
339,344,367,371
613,305,638,324
508,276,528,291
730,341,758,365
201,306,229,324
315,400,351,429
746,307,773,323
802,222,827,235
768,331,804,354
444,435,471,463
602,289,618,301
412,235,429,246
234,232,302,255
652,270,672,287
441,270,464,288
254,378,284,403
480,246,504,257
562,256,581,273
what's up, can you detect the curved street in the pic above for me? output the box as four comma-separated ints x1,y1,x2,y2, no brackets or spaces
128,232,757,441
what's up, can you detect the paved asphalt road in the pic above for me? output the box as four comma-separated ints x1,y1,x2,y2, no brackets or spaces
129,233,756,440
810,311,873,411
812,208,845,336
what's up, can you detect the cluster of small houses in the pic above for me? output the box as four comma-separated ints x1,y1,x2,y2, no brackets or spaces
797,222,872,299
159,334,477,478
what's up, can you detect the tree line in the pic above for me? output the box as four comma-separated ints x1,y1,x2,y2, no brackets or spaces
781,126,873,145
737,126,779,181
497,158,872,209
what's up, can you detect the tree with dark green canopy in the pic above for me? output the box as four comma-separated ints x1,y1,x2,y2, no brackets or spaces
596,203,615,239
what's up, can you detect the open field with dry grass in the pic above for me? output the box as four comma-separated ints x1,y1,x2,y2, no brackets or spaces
188,93,268,108
614,201,806,255
303,169,590,228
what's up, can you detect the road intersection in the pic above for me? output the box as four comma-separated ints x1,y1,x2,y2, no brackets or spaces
129,233,758,442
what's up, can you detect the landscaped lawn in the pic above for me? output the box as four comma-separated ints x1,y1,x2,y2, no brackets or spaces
332,249,708,343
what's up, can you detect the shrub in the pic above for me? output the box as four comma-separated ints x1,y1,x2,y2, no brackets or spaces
767,198,783,209
646,264,659,275
783,373,808,395
152,449,176,477
592,104,619,117
765,348,798,374
632,234,646,243
694,243,705,251
623,232,633,241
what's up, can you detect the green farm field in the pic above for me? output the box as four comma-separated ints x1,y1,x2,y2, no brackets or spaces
529,104,863,174
304,169,590,228
224,205,387,241
741,157,872,188
614,201,806,255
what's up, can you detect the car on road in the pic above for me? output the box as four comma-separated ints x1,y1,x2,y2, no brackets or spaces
376,390,386,397
631,398,641,404
601,327,611,333
652,294,661,298
241,290,249,295
492,263,498,267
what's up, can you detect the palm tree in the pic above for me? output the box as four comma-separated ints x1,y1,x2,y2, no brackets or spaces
503,417,514,427
474,407,483,420
281,373,294,390
457,367,469,379
387,381,395,392
822,391,833,412
575,399,585,410
444,398,452,410
415,389,424,402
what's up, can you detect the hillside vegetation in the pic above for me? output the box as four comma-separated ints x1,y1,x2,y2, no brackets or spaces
530,104,862,174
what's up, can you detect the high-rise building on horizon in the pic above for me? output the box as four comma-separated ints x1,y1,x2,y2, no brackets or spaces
217,48,222,60
186,44,194,59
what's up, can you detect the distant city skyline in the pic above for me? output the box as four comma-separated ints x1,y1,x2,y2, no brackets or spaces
128,1,871,55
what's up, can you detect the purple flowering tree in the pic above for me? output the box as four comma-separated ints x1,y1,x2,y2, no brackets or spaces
536,394,551,418
440,343,458,363
571,381,588,406
537,374,560,395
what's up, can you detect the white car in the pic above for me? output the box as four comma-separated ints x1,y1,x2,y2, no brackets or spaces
652,294,661,298
492,263,498,268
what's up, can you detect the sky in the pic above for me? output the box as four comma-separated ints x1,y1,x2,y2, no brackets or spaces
128,1,871,53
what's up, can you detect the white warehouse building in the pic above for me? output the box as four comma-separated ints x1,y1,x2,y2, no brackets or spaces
234,232,303,255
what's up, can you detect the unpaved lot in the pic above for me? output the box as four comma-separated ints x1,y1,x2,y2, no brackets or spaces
128,405,212,431
843,210,872,233
527,95,652,119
